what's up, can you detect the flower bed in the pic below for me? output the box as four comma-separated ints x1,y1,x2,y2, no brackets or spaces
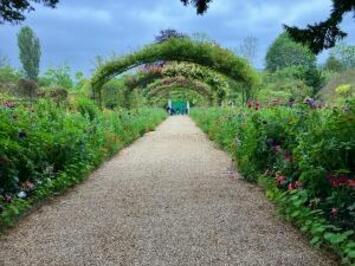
0,98,166,230
191,100,355,264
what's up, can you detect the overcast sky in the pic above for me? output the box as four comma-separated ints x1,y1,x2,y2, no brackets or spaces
1,0,354,75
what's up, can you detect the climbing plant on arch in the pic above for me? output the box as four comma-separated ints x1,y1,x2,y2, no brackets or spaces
122,62,230,105
91,37,259,104
145,76,214,104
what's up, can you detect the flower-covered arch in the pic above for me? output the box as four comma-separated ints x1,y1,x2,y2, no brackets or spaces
91,38,259,104
145,76,214,104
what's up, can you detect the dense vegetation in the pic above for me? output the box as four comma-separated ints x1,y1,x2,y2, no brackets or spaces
191,102,355,264
0,97,166,229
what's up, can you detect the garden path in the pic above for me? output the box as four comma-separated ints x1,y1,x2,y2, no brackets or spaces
0,116,336,265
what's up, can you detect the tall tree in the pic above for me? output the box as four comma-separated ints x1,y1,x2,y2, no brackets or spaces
17,26,41,80
238,36,258,65
265,33,316,72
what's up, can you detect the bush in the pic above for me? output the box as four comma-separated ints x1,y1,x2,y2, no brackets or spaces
191,101,355,263
16,79,39,98
0,98,166,229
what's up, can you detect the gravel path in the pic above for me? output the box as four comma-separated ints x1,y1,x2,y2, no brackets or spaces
0,116,336,266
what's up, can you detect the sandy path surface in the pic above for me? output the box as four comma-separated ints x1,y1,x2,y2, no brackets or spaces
0,116,335,266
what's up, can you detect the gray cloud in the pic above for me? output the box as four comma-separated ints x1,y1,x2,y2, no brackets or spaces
1,0,354,75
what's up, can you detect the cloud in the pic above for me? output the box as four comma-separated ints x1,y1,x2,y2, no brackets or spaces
0,0,353,74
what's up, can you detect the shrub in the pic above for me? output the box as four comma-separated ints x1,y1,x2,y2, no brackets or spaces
16,79,39,98
0,97,166,230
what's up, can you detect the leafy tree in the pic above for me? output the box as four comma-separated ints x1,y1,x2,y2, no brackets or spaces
0,0,58,24
155,29,187,43
17,26,41,80
266,33,323,95
330,43,355,70
324,55,344,72
265,33,316,72
39,65,74,89
0,65,22,83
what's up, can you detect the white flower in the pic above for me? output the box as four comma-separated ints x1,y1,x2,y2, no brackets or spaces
17,191,27,199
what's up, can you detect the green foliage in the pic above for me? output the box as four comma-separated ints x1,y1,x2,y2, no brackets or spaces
16,79,39,98
324,55,344,72
118,62,235,107
39,65,74,89
265,33,316,72
91,37,259,104
260,66,319,102
145,76,214,104
318,69,355,104
335,84,353,98
191,102,355,263
0,97,166,230
330,43,355,70
0,65,22,83
17,26,41,81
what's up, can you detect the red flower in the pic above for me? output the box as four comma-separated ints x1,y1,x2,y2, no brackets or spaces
327,175,349,188
347,179,355,188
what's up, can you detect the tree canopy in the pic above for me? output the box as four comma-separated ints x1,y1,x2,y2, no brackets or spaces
265,33,316,72
0,0,58,24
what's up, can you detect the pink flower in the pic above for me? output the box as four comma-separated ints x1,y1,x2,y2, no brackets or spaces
272,145,282,153
288,182,296,191
331,208,338,217
3,101,15,109
4,194,12,203
295,181,303,189
276,175,286,185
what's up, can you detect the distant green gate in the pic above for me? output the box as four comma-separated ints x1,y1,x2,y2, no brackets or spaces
171,100,188,114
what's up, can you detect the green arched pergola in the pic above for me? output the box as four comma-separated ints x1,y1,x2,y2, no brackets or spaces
145,76,214,104
91,38,259,104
